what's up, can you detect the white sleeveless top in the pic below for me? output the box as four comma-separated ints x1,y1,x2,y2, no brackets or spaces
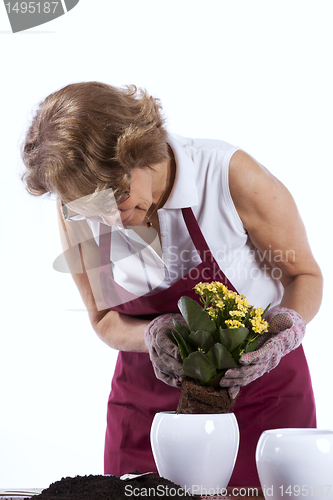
87,133,283,311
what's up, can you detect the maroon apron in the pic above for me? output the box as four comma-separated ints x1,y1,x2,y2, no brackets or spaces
99,208,316,487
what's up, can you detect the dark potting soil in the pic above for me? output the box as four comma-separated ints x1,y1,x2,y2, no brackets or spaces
176,378,237,414
26,473,199,500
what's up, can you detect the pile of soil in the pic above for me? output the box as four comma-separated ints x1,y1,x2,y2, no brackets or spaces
26,473,198,500
176,378,237,414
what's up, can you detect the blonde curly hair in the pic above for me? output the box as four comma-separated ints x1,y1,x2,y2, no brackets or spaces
21,81,169,204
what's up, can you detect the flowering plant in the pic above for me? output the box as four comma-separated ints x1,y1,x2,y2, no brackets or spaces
172,282,269,387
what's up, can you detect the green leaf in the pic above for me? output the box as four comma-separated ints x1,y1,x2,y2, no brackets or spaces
217,327,232,350
206,371,226,387
206,343,238,370
244,336,259,353
177,296,216,334
183,351,217,384
173,320,190,341
262,303,271,319
172,330,193,361
188,330,215,352
218,327,249,352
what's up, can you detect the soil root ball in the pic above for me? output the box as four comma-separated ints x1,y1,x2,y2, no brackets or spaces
176,378,237,414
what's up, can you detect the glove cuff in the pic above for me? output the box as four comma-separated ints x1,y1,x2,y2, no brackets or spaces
265,306,305,326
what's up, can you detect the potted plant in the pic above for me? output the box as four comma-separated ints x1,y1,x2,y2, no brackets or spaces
173,281,269,413
150,281,269,494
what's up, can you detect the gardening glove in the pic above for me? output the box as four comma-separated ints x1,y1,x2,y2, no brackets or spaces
219,307,306,394
144,313,187,388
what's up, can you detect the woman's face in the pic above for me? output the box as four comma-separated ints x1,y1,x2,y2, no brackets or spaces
103,164,166,227
63,161,170,227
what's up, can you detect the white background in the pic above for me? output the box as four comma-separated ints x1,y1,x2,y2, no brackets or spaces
1,0,332,489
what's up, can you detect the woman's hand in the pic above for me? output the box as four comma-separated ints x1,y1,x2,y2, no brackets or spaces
144,313,187,387
219,307,306,393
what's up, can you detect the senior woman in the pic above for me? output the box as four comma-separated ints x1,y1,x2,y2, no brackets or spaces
21,81,323,487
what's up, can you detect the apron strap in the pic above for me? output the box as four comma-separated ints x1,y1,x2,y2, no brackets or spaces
181,207,213,257
98,207,238,309
181,207,238,292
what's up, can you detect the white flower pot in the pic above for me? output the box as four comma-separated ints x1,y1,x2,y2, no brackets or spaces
150,411,239,496
256,429,333,500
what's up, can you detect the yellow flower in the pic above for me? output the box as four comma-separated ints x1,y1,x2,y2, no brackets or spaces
206,307,217,320
249,316,269,334
229,310,246,322
194,283,206,295
229,310,241,317
194,281,269,334
213,299,224,310
223,289,237,300
225,319,245,329
251,307,263,317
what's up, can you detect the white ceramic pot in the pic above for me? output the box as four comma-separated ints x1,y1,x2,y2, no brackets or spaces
150,411,239,496
256,429,333,500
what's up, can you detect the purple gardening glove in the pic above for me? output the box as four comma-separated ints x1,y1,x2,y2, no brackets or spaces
144,313,187,388
220,307,306,398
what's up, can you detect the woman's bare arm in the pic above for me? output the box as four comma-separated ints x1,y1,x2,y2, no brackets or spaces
57,199,149,352
229,150,323,323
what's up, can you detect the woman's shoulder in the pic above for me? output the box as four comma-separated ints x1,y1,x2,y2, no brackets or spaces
169,132,239,155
